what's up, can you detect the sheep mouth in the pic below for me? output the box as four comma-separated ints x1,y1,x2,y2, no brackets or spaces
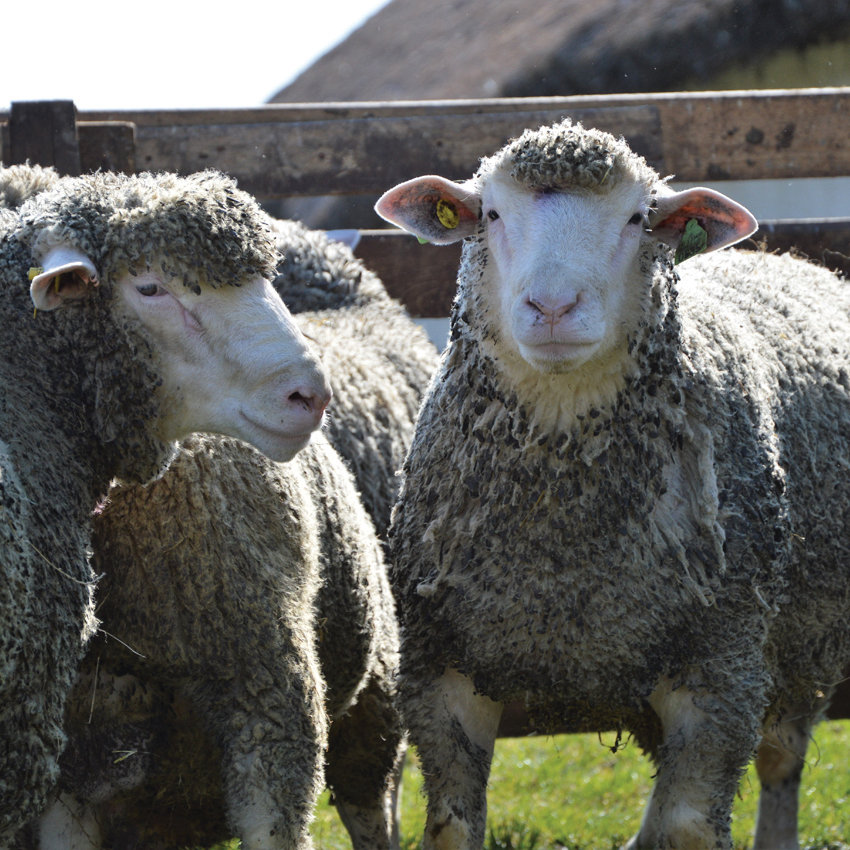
519,339,599,361
237,410,317,457
512,338,606,375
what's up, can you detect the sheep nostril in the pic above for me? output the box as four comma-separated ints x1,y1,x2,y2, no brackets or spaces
528,298,545,317
528,296,578,321
289,387,332,417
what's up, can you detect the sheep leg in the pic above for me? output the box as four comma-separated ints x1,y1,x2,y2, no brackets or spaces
186,673,326,850
753,701,815,850
406,667,503,850
326,678,406,850
625,675,761,850
37,792,101,850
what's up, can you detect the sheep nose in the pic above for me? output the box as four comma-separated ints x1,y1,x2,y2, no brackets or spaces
527,294,578,322
287,383,332,420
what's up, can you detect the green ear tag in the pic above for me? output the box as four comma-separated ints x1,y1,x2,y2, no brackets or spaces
417,236,430,244
436,199,460,229
674,219,708,265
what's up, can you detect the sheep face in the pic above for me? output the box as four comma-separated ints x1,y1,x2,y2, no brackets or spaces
376,122,757,384
479,170,651,374
30,248,332,465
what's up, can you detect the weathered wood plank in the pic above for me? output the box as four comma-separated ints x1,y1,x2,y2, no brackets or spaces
8,101,80,176
78,122,136,175
355,219,850,318
653,91,850,182
31,86,850,127
5,90,850,188
128,105,661,198
753,217,850,277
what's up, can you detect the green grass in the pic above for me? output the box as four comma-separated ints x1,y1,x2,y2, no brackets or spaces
307,720,850,850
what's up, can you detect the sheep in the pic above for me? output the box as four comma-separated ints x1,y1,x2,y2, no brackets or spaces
32,221,439,850
375,119,850,850
0,169,331,848
43,432,403,850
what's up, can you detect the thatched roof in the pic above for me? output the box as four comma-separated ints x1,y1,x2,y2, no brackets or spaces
271,0,850,103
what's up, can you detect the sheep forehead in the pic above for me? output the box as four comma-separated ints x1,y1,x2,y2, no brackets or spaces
477,119,658,195
482,169,652,265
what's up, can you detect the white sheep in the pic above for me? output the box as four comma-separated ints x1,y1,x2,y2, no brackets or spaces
375,120,850,850
0,169,330,848
30,219,439,850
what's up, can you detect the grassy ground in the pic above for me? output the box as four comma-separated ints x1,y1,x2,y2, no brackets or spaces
306,719,850,850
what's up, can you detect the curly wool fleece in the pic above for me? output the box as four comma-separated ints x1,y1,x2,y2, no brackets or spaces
18,169,279,294
479,119,659,193
0,168,282,845
0,163,60,212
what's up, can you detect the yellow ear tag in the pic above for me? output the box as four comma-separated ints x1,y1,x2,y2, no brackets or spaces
436,199,460,229
28,268,45,317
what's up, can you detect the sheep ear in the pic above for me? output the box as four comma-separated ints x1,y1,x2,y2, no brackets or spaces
30,246,98,311
648,188,757,263
375,176,480,245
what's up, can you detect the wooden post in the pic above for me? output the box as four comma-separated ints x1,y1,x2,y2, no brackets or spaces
8,100,81,176
78,122,137,175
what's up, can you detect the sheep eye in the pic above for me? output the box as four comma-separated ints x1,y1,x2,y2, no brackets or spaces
136,282,165,297
487,209,500,221
628,212,644,225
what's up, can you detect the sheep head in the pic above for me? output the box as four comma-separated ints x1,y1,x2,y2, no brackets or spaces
21,171,332,478
376,120,756,391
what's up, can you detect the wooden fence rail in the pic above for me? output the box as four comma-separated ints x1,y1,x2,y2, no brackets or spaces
5,88,850,189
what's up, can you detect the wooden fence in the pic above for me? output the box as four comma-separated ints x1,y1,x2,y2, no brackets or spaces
3,91,850,723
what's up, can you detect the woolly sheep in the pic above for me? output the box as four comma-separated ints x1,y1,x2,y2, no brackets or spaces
33,221,439,850
375,120,850,850
41,433,402,850
0,169,330,848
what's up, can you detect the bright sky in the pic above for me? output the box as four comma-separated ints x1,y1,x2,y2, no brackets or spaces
1,0,391,111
